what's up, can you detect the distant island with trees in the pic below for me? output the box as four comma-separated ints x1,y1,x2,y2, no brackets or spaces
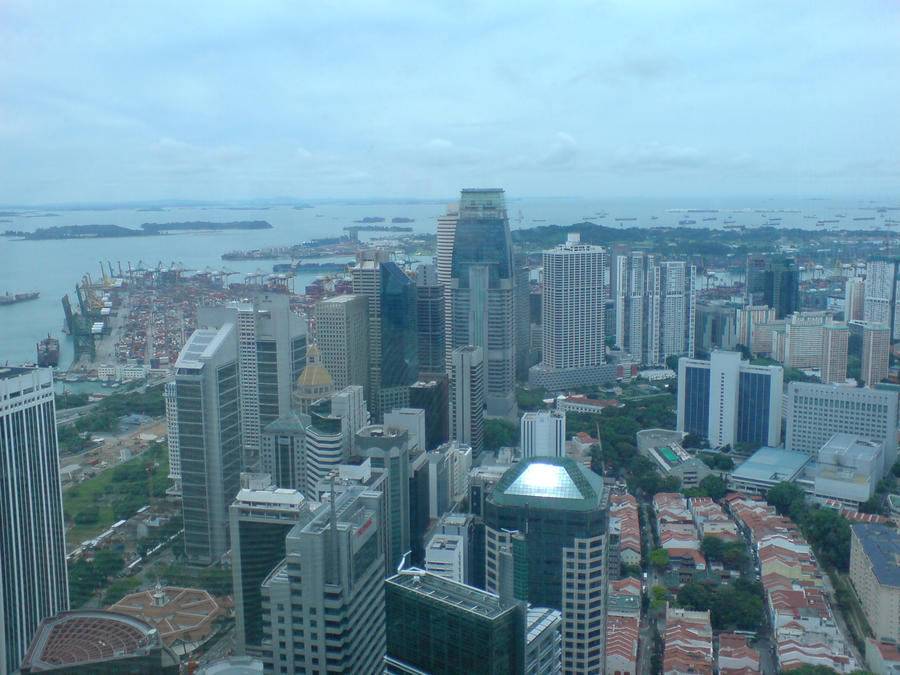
4,220,272,240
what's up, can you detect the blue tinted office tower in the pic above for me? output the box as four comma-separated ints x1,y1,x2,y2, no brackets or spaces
0,367,68,675
415,264,445,379
409,377,450,451
260,411,306,491
174,325,243,564
677,351,783,449
449,189,517,418
384,569,527,675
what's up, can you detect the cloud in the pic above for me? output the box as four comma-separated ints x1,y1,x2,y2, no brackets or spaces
613,143,706,171
540,132,577,167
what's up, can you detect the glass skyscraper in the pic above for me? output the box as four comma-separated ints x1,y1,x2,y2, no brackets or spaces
450,188,516,418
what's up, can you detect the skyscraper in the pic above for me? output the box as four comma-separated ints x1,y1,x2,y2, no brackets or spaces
449,189,516,418
614,252,695,366
356,425,410,574
483,456,610,674
532,234,607,389
260,411,306,491
415,263,445,379
520,411,565,458
0,367,69,675
174,325,242,564
164,380,181,495
302,385,368,499
384,569,527,675
767,256,800,319
677,351,783,448
229,474,312,656
352,252,419,421
861,322,891,386
864,259,899,338
261,487,385,675
198,293,307,464
845,276,866,322
450,345,485,454
314,294,369,391
409,377,450,451
821,321,850,384
436,203,459,371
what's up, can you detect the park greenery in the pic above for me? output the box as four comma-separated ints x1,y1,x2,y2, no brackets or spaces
64,441,169,546
699,535,748,569
483,418,520,452
68,549,125,607
676,578,765,631
57,385,165,454
148,562,234,596
683,475,727,501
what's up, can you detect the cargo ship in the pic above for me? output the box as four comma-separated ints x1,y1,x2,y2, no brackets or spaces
37,334,60,367
0,291,39,305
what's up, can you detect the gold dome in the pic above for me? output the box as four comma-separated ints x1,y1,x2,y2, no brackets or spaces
295,344,334,389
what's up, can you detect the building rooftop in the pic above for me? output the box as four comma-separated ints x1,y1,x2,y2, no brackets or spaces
0,365,39,380
853,523,900,587
388,568,513,619
730,447,812,484
490,456,604,511
21,610,173,671
175,325,233,369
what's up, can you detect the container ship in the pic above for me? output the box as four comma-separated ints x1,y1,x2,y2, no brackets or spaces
37,335,60,367
0,291,39,305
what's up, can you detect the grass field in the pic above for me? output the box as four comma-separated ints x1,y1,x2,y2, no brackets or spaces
63,442,169,549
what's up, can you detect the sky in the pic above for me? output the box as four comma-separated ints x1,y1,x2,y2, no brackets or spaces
1,1,898,204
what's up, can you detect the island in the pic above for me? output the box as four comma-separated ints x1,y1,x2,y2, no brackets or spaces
6,220,272,240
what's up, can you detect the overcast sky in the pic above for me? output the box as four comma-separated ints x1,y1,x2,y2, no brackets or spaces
1,1,898,204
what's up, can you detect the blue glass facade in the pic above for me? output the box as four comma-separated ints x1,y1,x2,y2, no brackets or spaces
737,371,772,445
682,364,710,436
380,262,418,389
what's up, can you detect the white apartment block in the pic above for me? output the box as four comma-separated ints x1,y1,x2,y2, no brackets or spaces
520,410,565,458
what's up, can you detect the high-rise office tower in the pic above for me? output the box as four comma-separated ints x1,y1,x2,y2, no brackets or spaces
260,411,306,491
229,474,312,656
520,411,565,458
198,293,307,464
449,189,516,418
174,325,242,564
845,276,866,322
302,385,368,499
356,425,410,574
0,367,68,675
261,486,385,675
314,294,369,391
352,251,419,421
514,256,532,378
436,203,459,371
415,264,445,379
677,351,783,448
291,344,334,414
164,380,181,495
614,252,695,366
745,255,799,319
384,569,527,675
409,377,449,451
864,259,900,338
861,322,891,386
786,382,898,472
384,408,426,454
450,345,485,454
821,321,850,384
532,234,608,390
483,457,610,674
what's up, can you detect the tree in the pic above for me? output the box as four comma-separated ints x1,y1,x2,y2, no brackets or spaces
102,577,140,606
648,548,669,570
72,506,100,525
696,474,726,500
93,549,125,579
859,495,887,515
483,418,519,452
682,432,709,450
677,582,714,610
802,507,851,572
700,536,725,561
766,481,805,517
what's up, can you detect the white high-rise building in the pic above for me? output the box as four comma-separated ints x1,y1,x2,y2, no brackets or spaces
174,325,243,564
677,351,783,448
198,294,308,464
450,345,485,453
436,203,459,371
615,252,696,366
821,321,849,384
863,260,898,337
0,367,69,675
520,410,565,458
164,380,181,494
862,322,891,386
423,534,466,583
314,294,368,391
261,487,385,675
384,407,426,455
786,382,899,473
